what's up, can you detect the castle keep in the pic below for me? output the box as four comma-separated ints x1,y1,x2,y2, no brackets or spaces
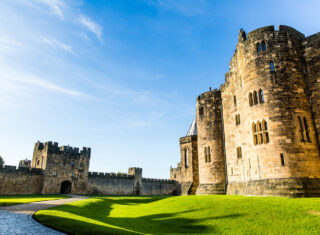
0,141,175,195
171,25,320,197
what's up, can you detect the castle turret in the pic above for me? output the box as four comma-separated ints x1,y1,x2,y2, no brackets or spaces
196,89,226,195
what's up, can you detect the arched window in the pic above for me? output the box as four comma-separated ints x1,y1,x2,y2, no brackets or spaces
270,61,275,72
259,89,264,103
253,120,269,145
253,90,258,105
298,116,305,142
184,148,189,168
71,160,75,167
249,93,253,106
303,117,311,142
257,43,261,52
261,41,266,51
257,121,262,131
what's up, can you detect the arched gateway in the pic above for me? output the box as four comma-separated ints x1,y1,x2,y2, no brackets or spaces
60,181,72,194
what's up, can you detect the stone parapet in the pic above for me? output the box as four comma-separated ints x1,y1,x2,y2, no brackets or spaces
196,183,225,195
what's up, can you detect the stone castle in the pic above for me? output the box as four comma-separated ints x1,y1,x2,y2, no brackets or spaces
0,141,175,195
171,25,320,197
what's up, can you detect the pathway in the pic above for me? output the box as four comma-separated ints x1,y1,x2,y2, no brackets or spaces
0,195,88,235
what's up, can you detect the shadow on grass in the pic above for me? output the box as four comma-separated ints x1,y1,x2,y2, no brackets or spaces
35,197,244,234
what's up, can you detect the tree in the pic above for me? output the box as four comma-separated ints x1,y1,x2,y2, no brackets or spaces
0,155,4,167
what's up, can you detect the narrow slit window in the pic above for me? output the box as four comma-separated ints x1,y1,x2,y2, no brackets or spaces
303,117,311,142
234,96,237,106
280,153,285,166
184,148,189,168
270,61,275,72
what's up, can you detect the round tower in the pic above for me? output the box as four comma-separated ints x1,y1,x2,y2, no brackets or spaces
196,89,226,195
221,25,320,197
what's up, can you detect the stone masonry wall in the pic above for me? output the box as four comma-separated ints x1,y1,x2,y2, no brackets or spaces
0,168,43,195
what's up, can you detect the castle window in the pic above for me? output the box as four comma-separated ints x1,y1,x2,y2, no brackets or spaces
253,90,258,105
252,123,258,145
231,167,234,175
298,116,305,142
259,89,264,103
204,146,211,163
184,148,189,168
257,43,261,52
53,171,57,177
199,107,204,116
249,93,253,106
237,147,242,159
234,96,237,106
270,61,275,72
235,114,241,126
261,41,266,51
71,172,75,177
280,153,285,166
71,160,75,167
303,117,311,142
37,160,40,165
253,120,269,145
262,120,269,143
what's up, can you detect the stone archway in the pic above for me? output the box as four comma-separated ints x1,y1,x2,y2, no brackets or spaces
60,181,72,194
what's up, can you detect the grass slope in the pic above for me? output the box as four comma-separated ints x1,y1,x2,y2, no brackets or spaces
34,195,320,234
0,195,70,206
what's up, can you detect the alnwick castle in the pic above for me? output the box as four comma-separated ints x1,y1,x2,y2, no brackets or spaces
1,25,320,197
170,25,320,197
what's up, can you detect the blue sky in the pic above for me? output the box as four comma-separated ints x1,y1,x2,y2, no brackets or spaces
0,0,319,178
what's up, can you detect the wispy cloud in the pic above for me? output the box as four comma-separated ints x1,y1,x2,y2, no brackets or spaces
147,0,208,16
35,0,68,19
42,37,73,54
0,68,96,100
79,15,103,41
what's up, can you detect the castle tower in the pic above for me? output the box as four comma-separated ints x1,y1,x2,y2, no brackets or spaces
196,89,226,195
128,167,143,195
32,141,91,194
176,117,199,195
221,25,320,197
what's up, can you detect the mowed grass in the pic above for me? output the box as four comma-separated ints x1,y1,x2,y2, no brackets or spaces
34,195,320,234
0,195,70,206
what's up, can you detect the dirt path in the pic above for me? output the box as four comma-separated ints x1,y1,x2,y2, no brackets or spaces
0,195,88,235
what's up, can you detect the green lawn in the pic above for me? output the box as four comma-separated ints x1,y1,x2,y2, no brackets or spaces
0,195,70,206
34,195,320,234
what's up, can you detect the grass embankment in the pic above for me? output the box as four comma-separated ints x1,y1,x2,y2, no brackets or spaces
34,195,320,234
0,195,70,206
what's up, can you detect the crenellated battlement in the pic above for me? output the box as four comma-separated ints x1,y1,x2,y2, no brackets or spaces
34,141,91,158
88,171,134,179
142,177,175,183
0,165,43,175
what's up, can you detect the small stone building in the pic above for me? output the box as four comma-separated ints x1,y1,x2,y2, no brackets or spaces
171,25,320,197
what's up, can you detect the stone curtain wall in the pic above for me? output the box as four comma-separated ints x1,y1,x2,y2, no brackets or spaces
0,168,43,195
87,173,176,195
87,174,135,195
142,178,176,195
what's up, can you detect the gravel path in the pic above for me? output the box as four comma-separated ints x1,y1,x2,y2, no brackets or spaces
0,195,88,235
